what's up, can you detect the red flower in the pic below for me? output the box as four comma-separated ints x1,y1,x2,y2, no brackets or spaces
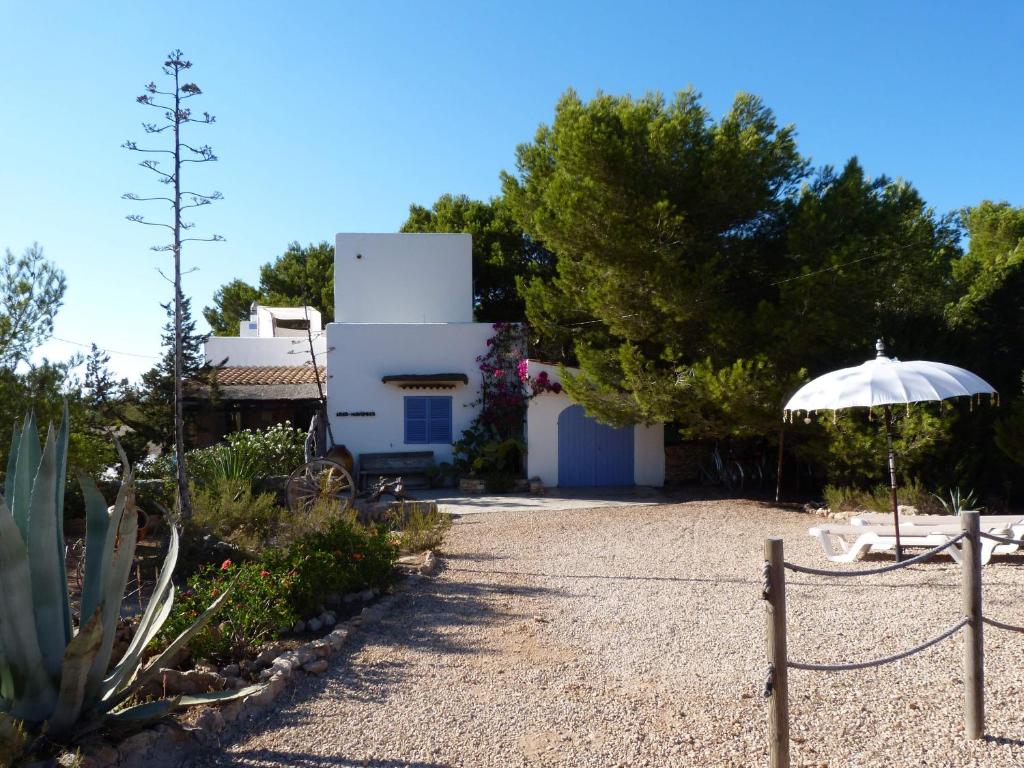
220,559,233,571
352,552,364,561
260,570,270,578
211,588,220,598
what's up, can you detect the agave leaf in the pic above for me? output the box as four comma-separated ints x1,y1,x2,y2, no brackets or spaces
102,527,180,696
178,683,265,707
104,696,179,725
10,413,41,543
101,582,234,711
84,480,137,702
46,611,103,736
27,427,67,683
78,475,113,625
54,402,72,644
3,423,19,505
0,497,56,721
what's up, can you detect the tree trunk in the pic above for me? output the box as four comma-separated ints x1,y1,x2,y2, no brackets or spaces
172,67,192,520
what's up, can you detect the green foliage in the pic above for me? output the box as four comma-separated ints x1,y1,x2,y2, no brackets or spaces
452,324,527,489
0,244,66,368
191,481,282,550
129,296,210,451
169,504,398,659
994,395,1024,468
161,560,296,662
223,422,306,478
203,242,335,335
822,479,944,515
796,407,954,489
271,508,397,617
388,502,452,553
0,410,252,735
932,487,980,516
401,194,555,322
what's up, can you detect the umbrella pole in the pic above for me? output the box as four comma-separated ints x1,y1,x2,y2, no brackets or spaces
884,405,903,562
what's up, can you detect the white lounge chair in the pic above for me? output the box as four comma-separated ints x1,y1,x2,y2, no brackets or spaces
812,516,1024,565
808,523,963,564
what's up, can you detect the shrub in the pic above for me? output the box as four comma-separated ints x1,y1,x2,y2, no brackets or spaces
162,559,297,662
388,502,452,552
822,479,946,515
264,507,398,617
190,479,284,550
225,422,306,479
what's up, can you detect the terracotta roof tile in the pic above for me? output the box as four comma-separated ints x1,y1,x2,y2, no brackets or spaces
214,366,325,386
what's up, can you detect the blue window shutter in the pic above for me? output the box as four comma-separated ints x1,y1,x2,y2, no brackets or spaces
428,397,452,443
405,397,428,444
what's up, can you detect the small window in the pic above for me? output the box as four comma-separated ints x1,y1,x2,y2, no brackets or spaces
404,396,452,444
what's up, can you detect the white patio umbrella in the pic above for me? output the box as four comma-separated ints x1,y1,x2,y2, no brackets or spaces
784,340,998,561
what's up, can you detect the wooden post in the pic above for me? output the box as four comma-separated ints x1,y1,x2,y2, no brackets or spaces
961,510,984,740
765,537,790,767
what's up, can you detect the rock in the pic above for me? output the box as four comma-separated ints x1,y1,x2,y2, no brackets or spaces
359,604,387,624
193,659,218,675
342,592,359,604
307,617,323,633
292,619,306,633
529,477,545,494
81,745,119,768
195,707,225,733
419,550,438,575
157,668,225,695
118,730,161,760
220,700,245,723
324,592,342,608
221,662,240,678
898,504,918,516
358,588,375,602
320,611,336,627
328,627,349,650
303,659,329,674
255,642,284,666
295,646,316,665
311,639,332,658
227,675,248,688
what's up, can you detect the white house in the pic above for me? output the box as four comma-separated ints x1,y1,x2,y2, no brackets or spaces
325,234,491,467
323,233,665,488
191,303,326,444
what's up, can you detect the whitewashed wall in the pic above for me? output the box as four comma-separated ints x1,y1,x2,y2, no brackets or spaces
525,361,665,487
205,334,326,367
325,322,492,465
334,233,473,324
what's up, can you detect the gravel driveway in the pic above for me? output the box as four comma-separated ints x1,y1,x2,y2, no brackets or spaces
193,499,1024,767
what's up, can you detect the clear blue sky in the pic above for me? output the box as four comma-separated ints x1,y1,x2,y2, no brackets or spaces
1,1,1021,381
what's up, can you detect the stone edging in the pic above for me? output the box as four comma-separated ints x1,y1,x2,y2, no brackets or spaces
76,551,440,768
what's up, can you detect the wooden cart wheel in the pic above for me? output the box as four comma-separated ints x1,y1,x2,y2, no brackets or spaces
286,459,356,513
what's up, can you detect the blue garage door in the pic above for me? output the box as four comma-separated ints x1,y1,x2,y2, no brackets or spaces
557,405,634,486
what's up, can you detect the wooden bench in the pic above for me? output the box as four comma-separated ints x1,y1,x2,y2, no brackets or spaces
358,451,436,491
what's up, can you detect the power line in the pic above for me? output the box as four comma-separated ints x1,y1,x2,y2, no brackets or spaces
51,336,160,359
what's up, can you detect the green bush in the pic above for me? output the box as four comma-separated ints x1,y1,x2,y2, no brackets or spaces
388,502,452,552
190,479,283,550
164,503,399,660
823,479,946,515
265,508,398,617
162,559,297,662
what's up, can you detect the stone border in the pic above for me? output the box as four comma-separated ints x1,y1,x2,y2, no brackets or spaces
76,551,439,768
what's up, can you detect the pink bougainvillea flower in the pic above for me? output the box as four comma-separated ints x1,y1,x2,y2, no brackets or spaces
220,559,232,571
260,570,270,578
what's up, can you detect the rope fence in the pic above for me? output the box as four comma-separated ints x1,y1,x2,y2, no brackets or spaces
979,530,1024,547
783,533,965,577
787,618,969,672
762,511,992,768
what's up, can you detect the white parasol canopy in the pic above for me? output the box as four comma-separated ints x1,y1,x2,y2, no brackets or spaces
782,340,997,562
785,341,997,414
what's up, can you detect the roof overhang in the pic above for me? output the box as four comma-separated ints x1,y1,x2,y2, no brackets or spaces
381,373,469,390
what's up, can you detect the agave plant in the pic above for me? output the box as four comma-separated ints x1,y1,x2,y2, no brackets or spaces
0,408,258,741
933,486,980,516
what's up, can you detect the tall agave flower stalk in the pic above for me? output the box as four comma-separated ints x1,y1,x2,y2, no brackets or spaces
0,407,258,739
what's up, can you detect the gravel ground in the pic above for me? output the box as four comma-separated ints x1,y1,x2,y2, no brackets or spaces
193,499,1024,767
